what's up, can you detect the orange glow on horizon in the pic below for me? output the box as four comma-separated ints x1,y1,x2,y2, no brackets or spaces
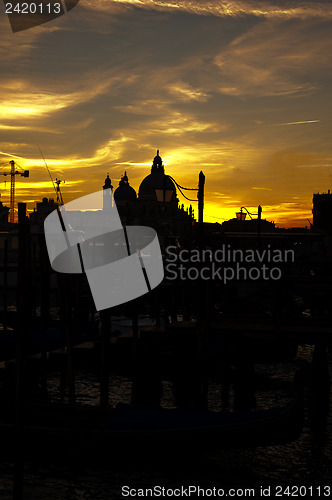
0,149,315,229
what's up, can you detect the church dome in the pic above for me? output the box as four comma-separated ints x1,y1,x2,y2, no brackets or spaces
103,173,113,190
139,173,176,199
114,172,137,201
138,150,176,201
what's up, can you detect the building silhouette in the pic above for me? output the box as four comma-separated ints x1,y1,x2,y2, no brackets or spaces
0,197,9,229
312,190,332,233
28,151,194,248
29,197,58,226
113,150,194,246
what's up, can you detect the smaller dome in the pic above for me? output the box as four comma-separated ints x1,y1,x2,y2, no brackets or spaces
103,174,113,190
114,171,137,201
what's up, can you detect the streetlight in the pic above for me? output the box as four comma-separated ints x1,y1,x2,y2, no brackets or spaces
237,205,262,242
155,188,174,203
156,171,205,224
236,210,247,221
237,205,262,221
154,171,205,251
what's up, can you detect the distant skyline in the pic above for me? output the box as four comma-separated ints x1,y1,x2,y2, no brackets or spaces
1,0,332,226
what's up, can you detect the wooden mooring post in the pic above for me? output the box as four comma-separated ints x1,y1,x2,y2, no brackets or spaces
310,343,331,436
58,275,76,409
100,309,111,409
2,238,8,333
13,203,32,500
39,234,51,399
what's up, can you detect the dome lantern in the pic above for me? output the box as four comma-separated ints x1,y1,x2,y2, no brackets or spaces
151,149,164,174
103,173,113,191
138,150,176,201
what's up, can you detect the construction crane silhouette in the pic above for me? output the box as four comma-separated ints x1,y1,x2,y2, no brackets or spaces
38,146,65,207
0,160,29,223
54,178,65,206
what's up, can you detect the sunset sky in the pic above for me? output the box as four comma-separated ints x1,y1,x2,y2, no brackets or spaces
1,0,332,226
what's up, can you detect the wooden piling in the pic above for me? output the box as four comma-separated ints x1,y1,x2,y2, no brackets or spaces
100,309,111,409
196,170,208,410
2,238,8,333
39,234,50,399
58,274,76,408
130,306,139,403
13,203,32,499
310,343,331,436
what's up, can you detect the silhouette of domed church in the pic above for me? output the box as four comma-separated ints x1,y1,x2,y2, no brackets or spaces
105,150,194,246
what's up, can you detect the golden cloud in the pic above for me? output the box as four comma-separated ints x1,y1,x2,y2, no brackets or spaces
168,82,209,102
0,76,117,121
83,0,332,20
214,20,332,96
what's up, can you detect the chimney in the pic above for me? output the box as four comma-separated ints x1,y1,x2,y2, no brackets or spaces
18,202,26,220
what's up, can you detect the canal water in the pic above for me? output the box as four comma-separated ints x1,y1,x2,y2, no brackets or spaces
0,345,331,499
